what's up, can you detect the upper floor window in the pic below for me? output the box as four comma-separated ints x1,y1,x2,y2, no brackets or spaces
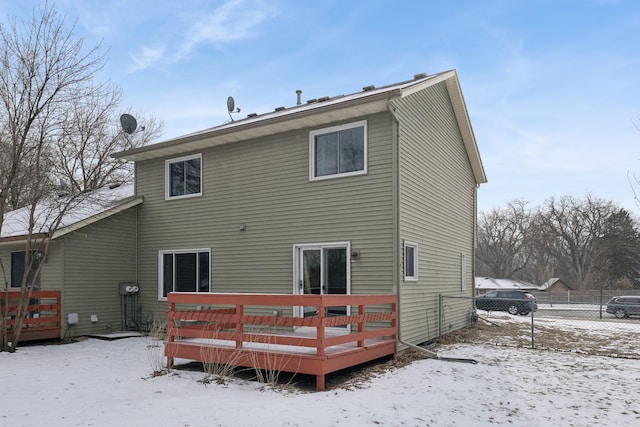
309,121,367,181
165,154,202,200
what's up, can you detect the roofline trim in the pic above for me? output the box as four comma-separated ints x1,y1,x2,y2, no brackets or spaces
51,196,144,240
114,87,411,161
0,196,143,244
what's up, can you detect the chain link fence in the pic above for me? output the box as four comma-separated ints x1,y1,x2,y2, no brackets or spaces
439,293,640,358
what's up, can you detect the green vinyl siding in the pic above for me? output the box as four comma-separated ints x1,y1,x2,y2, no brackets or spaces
60,208,137,336
393,81,477,345
135,112,396,316
0,241,63,293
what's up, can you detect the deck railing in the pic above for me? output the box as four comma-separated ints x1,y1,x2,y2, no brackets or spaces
165,293,397,390
1,289,62,342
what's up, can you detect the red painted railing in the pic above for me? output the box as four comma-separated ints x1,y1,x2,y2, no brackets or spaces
165,293,397,390
1,290,62,342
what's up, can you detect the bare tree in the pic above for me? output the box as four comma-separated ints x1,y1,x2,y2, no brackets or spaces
0,4,158,351
476,200,533,279
534,195,617,290
53,85,162,193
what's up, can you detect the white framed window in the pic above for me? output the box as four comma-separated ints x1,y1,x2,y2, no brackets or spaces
461,254,467,290
404,241,418,281
158,248,210,299
165,153,202,200
309,120,367,181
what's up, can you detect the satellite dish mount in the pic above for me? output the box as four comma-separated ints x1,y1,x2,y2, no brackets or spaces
227,96,241,121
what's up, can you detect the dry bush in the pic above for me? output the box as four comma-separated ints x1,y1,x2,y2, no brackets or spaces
146,319,167,375
199,329,247,385
245,329,302,390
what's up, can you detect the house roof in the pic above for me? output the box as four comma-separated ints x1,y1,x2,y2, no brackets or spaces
114,70,487,184
0,183,142,244
539,278,572,291
475,277,539,290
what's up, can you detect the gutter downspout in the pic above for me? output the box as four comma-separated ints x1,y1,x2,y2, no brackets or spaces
386,99,477,365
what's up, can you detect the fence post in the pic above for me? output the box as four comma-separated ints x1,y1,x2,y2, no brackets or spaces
530,299,535,349
599,289,603,319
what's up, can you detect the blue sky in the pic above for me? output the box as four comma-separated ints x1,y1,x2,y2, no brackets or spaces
3,0,640,213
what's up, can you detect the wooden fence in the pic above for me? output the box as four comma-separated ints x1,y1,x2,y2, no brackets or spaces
1,289,62,342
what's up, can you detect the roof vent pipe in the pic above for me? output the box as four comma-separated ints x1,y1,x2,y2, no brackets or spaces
296,90,302,105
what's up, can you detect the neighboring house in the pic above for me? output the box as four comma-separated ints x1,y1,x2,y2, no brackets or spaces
475,277,539,295
0,183,142,337
114,69,487,348
539,278,572,292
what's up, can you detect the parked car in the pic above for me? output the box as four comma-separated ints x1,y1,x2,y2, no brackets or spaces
606,296,640,319
475,290,537,315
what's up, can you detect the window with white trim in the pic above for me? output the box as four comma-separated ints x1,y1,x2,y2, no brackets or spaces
159,249,210,299
309,120,367,180
404,241,418,281
165,154,202,199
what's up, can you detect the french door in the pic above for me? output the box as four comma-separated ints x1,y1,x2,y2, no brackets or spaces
294,243,350,320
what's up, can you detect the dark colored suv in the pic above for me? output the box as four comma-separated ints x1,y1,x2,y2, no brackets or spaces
606,296,640,319
475,290,537,315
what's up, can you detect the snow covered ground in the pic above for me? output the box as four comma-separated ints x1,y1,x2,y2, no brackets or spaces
1,322,639,426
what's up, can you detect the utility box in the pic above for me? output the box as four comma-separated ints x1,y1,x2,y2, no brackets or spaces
119,282,140,295
119,282,140,330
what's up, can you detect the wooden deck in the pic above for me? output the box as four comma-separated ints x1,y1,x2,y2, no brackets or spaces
1,290,62,342
165,293,397,391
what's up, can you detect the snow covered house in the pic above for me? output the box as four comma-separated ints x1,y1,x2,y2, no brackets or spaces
0,184,142,338
115,69,485,339
474,277,539,295
4,70,486,388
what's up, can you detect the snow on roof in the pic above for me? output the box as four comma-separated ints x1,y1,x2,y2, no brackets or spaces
1,183,138,240
539,278,560,290
475,277,539,290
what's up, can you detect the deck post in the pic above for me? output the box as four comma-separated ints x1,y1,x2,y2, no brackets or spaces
316,374,325,392
235,303,243,349
316,300,325,356
166,300,176,369
357,304,365,347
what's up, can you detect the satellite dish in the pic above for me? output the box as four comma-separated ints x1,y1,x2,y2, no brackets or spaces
226,96,241,121
120,114,138,134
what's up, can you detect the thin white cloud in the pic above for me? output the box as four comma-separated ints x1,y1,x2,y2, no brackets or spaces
176,0,271,59
127,46,165,73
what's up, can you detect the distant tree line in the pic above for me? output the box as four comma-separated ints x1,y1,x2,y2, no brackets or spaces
476,195,640,290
